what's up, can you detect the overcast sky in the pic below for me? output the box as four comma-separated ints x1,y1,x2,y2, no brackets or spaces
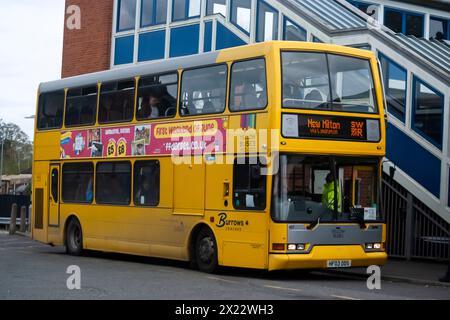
0,0,65,140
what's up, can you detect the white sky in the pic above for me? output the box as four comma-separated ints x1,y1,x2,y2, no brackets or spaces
0,0,65,140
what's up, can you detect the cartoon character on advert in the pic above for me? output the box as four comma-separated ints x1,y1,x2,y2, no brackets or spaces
73,133,86,156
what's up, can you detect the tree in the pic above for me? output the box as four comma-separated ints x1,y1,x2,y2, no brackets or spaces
0,119,33,175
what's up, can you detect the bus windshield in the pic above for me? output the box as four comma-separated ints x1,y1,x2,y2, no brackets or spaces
272,155,382,223
282,52,377,114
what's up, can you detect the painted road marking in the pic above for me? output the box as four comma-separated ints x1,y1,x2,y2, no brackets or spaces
264,285,303,292
207,276,240,284
331,294,361,300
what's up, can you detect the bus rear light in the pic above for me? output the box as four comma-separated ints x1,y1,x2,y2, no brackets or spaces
287,244,296,251
272,244,285,251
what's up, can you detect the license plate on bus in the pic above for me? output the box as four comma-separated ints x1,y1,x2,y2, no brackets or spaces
327,260,352,268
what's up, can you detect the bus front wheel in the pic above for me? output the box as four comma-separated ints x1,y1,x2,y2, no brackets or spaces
66,218,83,256
195,228,218,273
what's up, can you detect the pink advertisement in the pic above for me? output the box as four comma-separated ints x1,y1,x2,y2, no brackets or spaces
60,118,227,159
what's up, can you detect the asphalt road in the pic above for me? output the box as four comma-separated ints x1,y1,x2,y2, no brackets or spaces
0,232,449,300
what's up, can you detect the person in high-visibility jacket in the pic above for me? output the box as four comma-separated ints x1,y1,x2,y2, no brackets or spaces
322,173,342,212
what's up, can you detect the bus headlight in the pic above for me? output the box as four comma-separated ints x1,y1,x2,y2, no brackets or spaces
287,244,307,251
365,243,382,251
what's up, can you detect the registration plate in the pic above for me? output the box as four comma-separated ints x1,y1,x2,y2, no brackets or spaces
327,260,352,268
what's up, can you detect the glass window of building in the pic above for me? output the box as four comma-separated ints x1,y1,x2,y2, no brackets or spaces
282,52,377,114
99,79,135,124
37,91,65,130
349,1,378,17
62,163,94,204
384,9,403,33
96,162,132,205
141,0,167,27
117,0,137,32
65,86,98,127
430,17,449,41
230,59,267,111
172,0,201,21
379,53,407,122
405,14,424,37
231,0,252,34
137,73,178,120
384,8,424,37
412,77,444,149
206,0,227,17
256,0,278,42
180,65,227,116
283,18,306,41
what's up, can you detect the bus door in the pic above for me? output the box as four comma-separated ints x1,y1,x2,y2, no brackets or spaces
205,157,268,269
48,164,60,227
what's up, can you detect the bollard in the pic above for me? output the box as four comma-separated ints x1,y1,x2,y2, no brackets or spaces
20,206,27,233
28,205,32,233
9,203,17,235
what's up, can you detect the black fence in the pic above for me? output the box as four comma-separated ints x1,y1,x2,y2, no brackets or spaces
382,174,450,261
0,195,31,219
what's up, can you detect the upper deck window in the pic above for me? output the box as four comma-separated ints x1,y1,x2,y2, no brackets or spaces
136,73,178,120
180,64,227,116
282,52,377,114
99,79,135,124
37,91,65,130
230,59,267,112
65,86,98,127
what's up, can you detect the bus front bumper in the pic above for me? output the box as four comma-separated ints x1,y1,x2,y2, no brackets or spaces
268,245,387,271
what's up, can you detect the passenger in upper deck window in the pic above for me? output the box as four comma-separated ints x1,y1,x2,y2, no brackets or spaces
138,93,162,119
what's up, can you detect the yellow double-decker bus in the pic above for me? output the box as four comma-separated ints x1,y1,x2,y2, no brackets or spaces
32,41,387,272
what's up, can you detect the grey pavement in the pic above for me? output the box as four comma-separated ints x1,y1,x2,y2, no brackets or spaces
0,231,449,300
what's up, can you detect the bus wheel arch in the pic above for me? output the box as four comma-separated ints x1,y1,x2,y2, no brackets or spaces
64,215,83,256
188,224,219,273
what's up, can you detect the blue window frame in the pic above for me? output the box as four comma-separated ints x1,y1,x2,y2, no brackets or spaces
430,16,450,41
172,0,201,22
206,0,227,17
348,1,378,17
283,17,306,41
114,35,135,65
138,30,166,61
384,7,424,37
411,76,444,149
117,0,137,32
141,0,167,27
231,0,252,35
378,52,407,123
256,0,278,42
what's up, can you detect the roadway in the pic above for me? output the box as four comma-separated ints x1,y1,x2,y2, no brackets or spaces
0,231,449,300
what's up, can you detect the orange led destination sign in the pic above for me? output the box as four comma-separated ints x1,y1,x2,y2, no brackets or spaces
282,114,381,142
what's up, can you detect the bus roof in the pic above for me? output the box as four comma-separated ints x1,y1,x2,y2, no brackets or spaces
38,41,375,94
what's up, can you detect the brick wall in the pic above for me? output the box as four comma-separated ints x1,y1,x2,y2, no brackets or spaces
62,0,114,78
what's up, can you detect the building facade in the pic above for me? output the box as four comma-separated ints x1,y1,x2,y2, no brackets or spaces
61,0,450,260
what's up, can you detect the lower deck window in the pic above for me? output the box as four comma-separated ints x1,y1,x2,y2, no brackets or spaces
96,162,131,205
134,161,160,206
62,163,94,203
233,158,267,210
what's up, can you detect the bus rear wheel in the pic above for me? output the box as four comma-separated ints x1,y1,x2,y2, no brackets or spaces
195,228,218,273
66,218,83,256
